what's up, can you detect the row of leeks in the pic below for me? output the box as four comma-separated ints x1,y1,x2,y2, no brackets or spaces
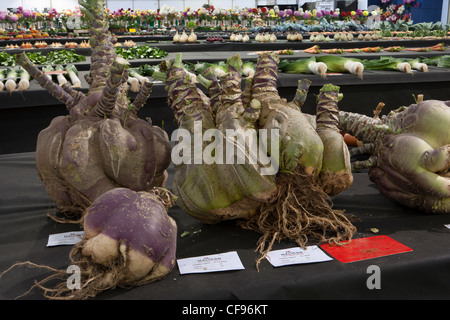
4,54,448,94
0,64,84,92
42,64,81,88
123,54,450,89
279,55,432,79
0,66,31,92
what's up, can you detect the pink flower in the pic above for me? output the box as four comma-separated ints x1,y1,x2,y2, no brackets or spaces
9,14,18,22
22,9,32,18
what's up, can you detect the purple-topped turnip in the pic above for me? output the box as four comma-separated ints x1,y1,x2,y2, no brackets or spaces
1,187,178,300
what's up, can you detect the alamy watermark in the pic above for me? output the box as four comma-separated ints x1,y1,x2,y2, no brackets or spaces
170,120,280,176
66,265,81,290
366,265,381,290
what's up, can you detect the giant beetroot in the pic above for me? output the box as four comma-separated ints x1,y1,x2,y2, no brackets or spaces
16,0,171,218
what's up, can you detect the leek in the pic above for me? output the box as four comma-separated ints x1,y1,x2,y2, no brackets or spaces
363,57,412,74
129,68,150,84
316,56,364,79
406,58,428,72
55,65,68,85
42,65,54,81
17,66,30,91
421,55,450,68
5,66,18,92
242,61,255,78
0,68,5,91
137,64,158,76
279,57,327,78
65,64,81,88
127,76,140,92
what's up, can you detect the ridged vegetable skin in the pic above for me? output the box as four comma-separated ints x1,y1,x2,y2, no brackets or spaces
2,0,176,300
161,51,356,265
16,0,171,217
340,99,450,213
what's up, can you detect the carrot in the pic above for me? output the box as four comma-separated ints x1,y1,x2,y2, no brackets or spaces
404,43,445,52
340,131,360,146
341,48,361,53
321,48,344,54
404,47,431,52
362,47,381,52
383,46,404,52
303,45,321,54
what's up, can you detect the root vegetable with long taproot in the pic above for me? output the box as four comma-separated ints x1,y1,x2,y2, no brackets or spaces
339,99,450,214
1,0,176,300
160,51,356,266
16,0,171,219
1,188,178,300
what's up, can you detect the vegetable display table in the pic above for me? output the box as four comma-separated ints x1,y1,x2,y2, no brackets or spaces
1,152,450,301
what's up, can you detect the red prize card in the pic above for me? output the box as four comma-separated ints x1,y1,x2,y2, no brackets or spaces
320,235,413,263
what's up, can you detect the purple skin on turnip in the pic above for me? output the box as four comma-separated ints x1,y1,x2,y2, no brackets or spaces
1,0,178,300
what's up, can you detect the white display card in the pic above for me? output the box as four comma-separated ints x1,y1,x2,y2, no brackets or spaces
47,231,84,247
177,251,245,274
265,245,333,267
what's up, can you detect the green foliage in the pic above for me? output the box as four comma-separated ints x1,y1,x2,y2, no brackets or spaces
0,50,86,67
114,44,169,60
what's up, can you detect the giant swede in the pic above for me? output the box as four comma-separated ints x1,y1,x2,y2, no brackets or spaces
3,187,177,300
340,99,450,213
16,0,171,218
159,52,356,264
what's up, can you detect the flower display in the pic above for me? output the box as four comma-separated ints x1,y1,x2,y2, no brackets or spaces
0,3,413,33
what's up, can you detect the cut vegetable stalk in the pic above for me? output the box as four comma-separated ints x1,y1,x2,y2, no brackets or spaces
242,61,255,78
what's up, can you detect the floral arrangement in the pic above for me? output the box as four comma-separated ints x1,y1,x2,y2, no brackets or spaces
0,3,423,33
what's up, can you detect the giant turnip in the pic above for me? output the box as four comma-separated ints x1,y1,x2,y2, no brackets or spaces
339,99,450,214
16,0,171,219
2,187,177,300
159,52,356,265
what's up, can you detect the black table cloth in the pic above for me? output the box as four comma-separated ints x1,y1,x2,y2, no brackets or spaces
1,152,450,301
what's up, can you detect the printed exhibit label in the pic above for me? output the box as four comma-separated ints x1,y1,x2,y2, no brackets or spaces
177,251,245,274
